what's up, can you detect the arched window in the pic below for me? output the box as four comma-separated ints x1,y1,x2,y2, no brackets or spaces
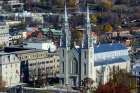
72,58,78,74
62,49,64,57
85,51,86,59
62,61,64,74
84,63,87,75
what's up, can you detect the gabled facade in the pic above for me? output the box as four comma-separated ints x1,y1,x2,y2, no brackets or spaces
59,2,130,87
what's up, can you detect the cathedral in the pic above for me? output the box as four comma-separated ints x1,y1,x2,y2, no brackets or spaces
59,3,130,87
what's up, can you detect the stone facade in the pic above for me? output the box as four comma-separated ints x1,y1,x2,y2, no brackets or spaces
0,53,20,87
0,23,9,47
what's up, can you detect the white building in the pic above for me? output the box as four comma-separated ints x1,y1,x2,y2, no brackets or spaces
0,23,9,47
3,47,59,84
0,52,20,87
59,4,130,87
23,40,57,52
132,64,140,86
6,0,24,12
132,64,140,76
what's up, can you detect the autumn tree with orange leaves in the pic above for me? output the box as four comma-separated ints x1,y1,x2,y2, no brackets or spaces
0,76,6,92
96,69,136,93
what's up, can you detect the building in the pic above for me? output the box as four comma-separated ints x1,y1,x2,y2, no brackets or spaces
0,52,20,87
41,28,62,45
22,27,43,39
59,3,130,87
23,40,57,52
42,28,62,40
0,22,9,47
9,34,23,45
9,86,80,93
5,0,24,12
0,1,3,10
132,64,140,86
3,47,59,84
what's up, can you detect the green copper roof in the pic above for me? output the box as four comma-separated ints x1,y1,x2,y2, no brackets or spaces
42,28,62,36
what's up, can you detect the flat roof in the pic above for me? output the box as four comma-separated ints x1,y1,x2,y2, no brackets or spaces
95,56,129,66
3,47,48,54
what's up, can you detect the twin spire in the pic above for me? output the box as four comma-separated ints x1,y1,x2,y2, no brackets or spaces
60,1,71,47
82,5,94,48
61,1,93,48
64,1,68,24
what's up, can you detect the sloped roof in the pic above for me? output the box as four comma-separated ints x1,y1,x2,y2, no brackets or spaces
95,56,129,66
133,65,140,72
42,28,62,36
94,43,127,53
68,43,127,54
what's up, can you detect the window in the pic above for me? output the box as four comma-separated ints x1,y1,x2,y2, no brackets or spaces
63,50,64,57
113,66,115,72
85,51,86,59
84,63,87,75
90,63,92,74
15,63,17,67
57,59,60,62
72,58,78,74
62,61,64,74
5,65,7,68
8,55,10,61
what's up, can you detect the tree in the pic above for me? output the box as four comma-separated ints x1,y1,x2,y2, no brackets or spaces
40,0,47,5
103,24,113,32
80,77,94,93
55,0,64,8
55,0,77,8
82,77,94,88
68,0,77,7
71,29,83,45
98,1,113,11
41,90,54,93
115,0,129,4
91,15,97,24
0,45,4,49
96,69,135,93
0,76,6,92
96,82,131,93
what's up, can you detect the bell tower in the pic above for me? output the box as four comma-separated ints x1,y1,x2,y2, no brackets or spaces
81,5,95,81
59,0,71,85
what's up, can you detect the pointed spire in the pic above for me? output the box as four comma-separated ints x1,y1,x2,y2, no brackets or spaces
60,0,71,47
82,4,95,48
86,5,91,36
64,1,68,23
87,5,90,25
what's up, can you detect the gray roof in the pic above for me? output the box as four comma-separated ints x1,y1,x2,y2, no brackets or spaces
133,66,140,72
95,56,129,66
